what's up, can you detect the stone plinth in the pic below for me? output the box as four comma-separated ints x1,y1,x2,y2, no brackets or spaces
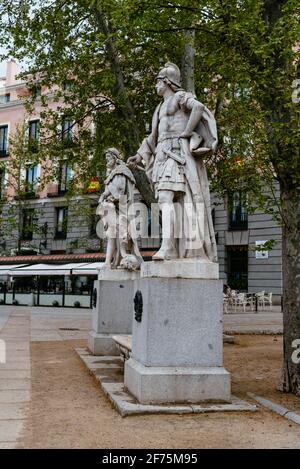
141,258,219,279
124,260,231,404
88,268,140,356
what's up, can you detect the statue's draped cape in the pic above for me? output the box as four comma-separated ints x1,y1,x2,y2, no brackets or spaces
137,91,218,262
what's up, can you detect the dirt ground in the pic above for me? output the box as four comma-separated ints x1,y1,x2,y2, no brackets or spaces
18,335,300,449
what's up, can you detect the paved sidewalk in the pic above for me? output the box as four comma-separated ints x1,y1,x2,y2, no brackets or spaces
0,306,90,341
0,305,283,339
0,310,30,448
224,310,283,334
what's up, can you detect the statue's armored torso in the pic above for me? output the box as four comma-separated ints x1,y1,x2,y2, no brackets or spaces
153,93,190,195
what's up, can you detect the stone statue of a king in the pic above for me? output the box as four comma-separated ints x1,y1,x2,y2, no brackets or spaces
98,148,143,270
128,63,218,262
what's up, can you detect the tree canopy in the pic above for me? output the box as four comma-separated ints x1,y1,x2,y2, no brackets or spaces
0,0,299,393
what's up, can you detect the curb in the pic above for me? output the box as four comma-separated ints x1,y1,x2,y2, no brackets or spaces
247,393,300,425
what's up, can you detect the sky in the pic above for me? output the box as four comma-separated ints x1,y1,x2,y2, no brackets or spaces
0,45,8,76
0,61,6,77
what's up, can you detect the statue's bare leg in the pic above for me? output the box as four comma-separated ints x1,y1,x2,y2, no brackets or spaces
153,190,177,260
105,238,116,267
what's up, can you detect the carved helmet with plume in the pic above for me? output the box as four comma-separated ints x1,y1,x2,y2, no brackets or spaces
156,62,182,89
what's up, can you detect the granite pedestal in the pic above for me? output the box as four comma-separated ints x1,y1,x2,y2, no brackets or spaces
124,259,231,404
88,268,140,356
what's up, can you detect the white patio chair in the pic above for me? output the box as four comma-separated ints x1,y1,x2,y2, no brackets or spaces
228,289,237,309
234,292,247,312
255,291,265,309
245,293,255,311
263,292,273,308
223,294,229,314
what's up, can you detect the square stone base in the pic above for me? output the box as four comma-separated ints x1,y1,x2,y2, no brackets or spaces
88,272,138,356
76,349,257,416
88,331,119,356
125,358,231,404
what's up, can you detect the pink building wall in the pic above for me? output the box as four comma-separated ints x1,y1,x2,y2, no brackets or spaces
0,60,63,199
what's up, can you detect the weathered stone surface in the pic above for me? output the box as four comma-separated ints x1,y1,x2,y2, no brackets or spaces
125,358,231,404
0,420,24,442
0,370,30,379
124,276,231,404
88,275,137,355
127,62,218,263
141,259,219,279
97,269,140,281
92,279,135,335
76,348,255,416
0,403,28,420
0,379,30,391
97,148,142,270
88,332,119,356
0,390,30,404
131,278,223,367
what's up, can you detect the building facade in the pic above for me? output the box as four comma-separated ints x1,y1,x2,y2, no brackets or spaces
0,60,282,302
0,60,101,257
212,193,282,302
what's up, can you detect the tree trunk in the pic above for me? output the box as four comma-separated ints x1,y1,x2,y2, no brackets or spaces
92,7,155,206
181,30,195,95
279,183,300,395
260,0,300,395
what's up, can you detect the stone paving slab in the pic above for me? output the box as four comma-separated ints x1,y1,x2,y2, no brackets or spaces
3,332,30,338
3,352,30,360
0,390,30,404
4,347,30,354
0,442,16,449
76,348,257,417
1,339,29,346
30,330,63,342
0,403,29,420
0,370,30,379
0,362,30,370
0,379,30,391
0,309,31,448
2,322,30,328
0,312,11,333
2,349,30,364
0,420,25,442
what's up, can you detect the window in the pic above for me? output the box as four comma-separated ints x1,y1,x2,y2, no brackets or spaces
0,94,10,104
61,120,73,147
22,209,34,240
55,207,68,239
58,163,72,193
25,166,38,193
28,120,39,153
0,125,8,157
228,192,248,230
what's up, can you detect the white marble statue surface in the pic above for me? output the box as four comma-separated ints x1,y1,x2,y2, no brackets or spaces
97,148,143,271
128,62,218,262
